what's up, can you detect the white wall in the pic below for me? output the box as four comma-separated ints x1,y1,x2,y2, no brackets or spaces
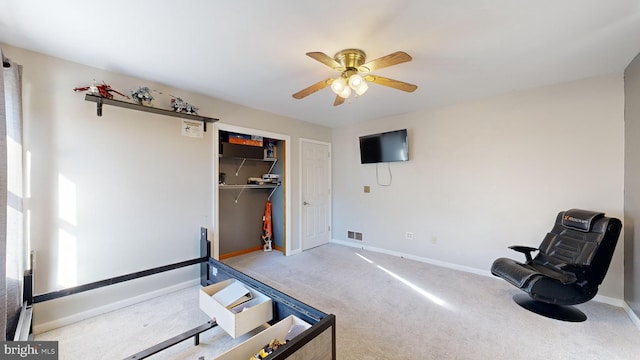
332,75,625,299
624,52,640,317
2,44,331,331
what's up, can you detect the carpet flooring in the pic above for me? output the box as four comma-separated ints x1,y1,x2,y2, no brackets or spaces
36,243,640,359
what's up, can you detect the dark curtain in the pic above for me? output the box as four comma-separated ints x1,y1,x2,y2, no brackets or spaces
1,48,25,341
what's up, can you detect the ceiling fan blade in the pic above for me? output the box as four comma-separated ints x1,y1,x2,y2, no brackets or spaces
365,75,417,92
358,51,412,73
292,78,334,99
306,52,344,71
333,95,346,106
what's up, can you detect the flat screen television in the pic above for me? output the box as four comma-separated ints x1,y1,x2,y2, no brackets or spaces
359,129,409,164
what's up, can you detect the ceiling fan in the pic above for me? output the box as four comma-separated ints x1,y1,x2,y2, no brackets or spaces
292,49,418,106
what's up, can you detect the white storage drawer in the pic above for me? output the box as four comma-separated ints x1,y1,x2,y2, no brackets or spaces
199,279,273,338
214,315,311,360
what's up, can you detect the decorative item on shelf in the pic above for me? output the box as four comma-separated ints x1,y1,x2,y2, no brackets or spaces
261,174,280,184
170,95,199,115
229,132,263,147
130,86,155,106
265,140,276,159
248,177,266,185
73,80,129,100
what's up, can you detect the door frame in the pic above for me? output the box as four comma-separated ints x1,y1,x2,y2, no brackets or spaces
213,123,291,259
298,138,332,253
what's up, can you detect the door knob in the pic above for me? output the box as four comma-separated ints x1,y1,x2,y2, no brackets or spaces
303,201,310,205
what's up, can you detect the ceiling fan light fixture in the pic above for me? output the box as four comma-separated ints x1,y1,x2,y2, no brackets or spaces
348,74,369,96
293,49,417,105
337,85,351,99
348,74,363,88
354,81,368,96
331,77,347,95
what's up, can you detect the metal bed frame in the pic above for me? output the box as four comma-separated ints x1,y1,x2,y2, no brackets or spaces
22,228,336,359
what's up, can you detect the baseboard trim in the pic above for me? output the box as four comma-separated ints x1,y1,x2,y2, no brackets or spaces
220,246,263,260
593,294,624,307
331,239,493,277
33,279,200,335
623,301,640,329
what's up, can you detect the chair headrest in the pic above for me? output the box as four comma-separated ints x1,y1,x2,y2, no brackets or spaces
561,209,604,232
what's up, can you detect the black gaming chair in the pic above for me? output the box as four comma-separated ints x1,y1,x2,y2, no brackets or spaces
491,209,621,322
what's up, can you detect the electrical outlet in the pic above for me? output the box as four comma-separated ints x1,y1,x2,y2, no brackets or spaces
431,236,438,244
405,232,414,240
364,186,370,193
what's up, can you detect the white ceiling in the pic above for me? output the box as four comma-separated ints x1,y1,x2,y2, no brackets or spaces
2,0,640,128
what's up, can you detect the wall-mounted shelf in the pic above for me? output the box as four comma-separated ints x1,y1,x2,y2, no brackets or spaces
84,94,219,131
219,184,279,190
219,155,277,162
220,183,280,203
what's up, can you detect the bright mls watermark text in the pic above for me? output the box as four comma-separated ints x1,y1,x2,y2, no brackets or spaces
1,341,58,359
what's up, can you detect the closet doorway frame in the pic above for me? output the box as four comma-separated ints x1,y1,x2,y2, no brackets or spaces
212,123,292,259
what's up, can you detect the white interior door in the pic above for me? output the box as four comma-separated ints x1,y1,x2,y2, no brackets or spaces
301,139,331,250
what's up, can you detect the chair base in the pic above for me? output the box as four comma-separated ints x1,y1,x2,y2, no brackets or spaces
513,294,587,322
